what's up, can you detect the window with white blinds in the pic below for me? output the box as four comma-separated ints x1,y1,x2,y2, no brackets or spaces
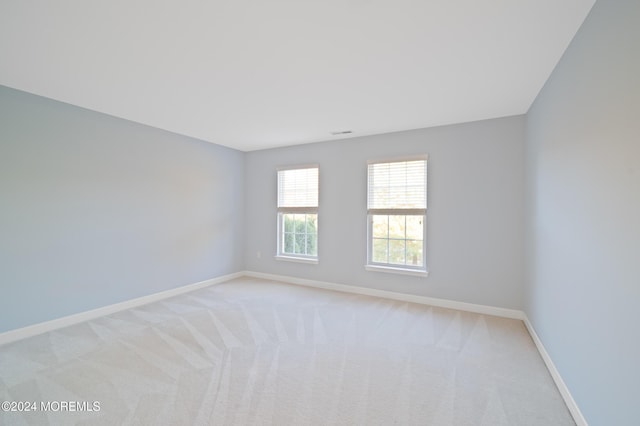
368,160,426,212
277,166,319,261
277,167,319,210
367,158,427,273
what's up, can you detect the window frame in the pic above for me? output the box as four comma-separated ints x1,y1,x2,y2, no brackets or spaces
366,156,428,276
275,165,319,263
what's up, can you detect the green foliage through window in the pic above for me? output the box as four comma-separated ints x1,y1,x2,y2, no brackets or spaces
282,214,317,256
371,214,423,267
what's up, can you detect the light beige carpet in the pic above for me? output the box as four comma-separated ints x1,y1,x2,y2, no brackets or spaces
0,277,574,425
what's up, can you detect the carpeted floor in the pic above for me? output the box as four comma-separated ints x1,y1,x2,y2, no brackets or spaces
0,277,575,425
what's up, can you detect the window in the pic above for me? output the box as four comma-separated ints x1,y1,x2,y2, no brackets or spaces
367,158,427,274
277,166,319,262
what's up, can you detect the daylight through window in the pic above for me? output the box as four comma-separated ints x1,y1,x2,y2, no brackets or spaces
367,158,427,272
277,166,319,260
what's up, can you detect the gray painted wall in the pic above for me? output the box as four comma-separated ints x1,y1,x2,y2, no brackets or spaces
0,86,245,333
245,116,525,309
525,1,640,425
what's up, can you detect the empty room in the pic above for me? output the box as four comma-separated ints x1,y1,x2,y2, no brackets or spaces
1,0,637,425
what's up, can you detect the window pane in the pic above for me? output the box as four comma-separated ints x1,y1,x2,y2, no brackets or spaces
372,238,388,263
293,214,305,233
306,214,317,233
406,215,423,240
389,239,406,265
294,233,306,254
283,214,294,232
389,215,406,239
367,159,426,270
280,213,318,257
277,166,318,259
307,234,317,256
284,232,294,254
406,240,423,266
372,215,389,238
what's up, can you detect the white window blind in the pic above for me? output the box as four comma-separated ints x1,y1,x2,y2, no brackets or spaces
368,160,426,212
278,167,319,209
366,158,427,272
277,166,319,260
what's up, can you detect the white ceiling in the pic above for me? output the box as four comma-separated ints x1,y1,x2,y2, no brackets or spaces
0,0,595,152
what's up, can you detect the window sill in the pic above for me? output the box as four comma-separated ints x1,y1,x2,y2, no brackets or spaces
275,255,318,265
365,264,428,277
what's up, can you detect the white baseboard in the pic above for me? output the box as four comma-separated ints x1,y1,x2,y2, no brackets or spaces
0,271,243,346
523,316,588,426
0,269,586,426
242,270,524,320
